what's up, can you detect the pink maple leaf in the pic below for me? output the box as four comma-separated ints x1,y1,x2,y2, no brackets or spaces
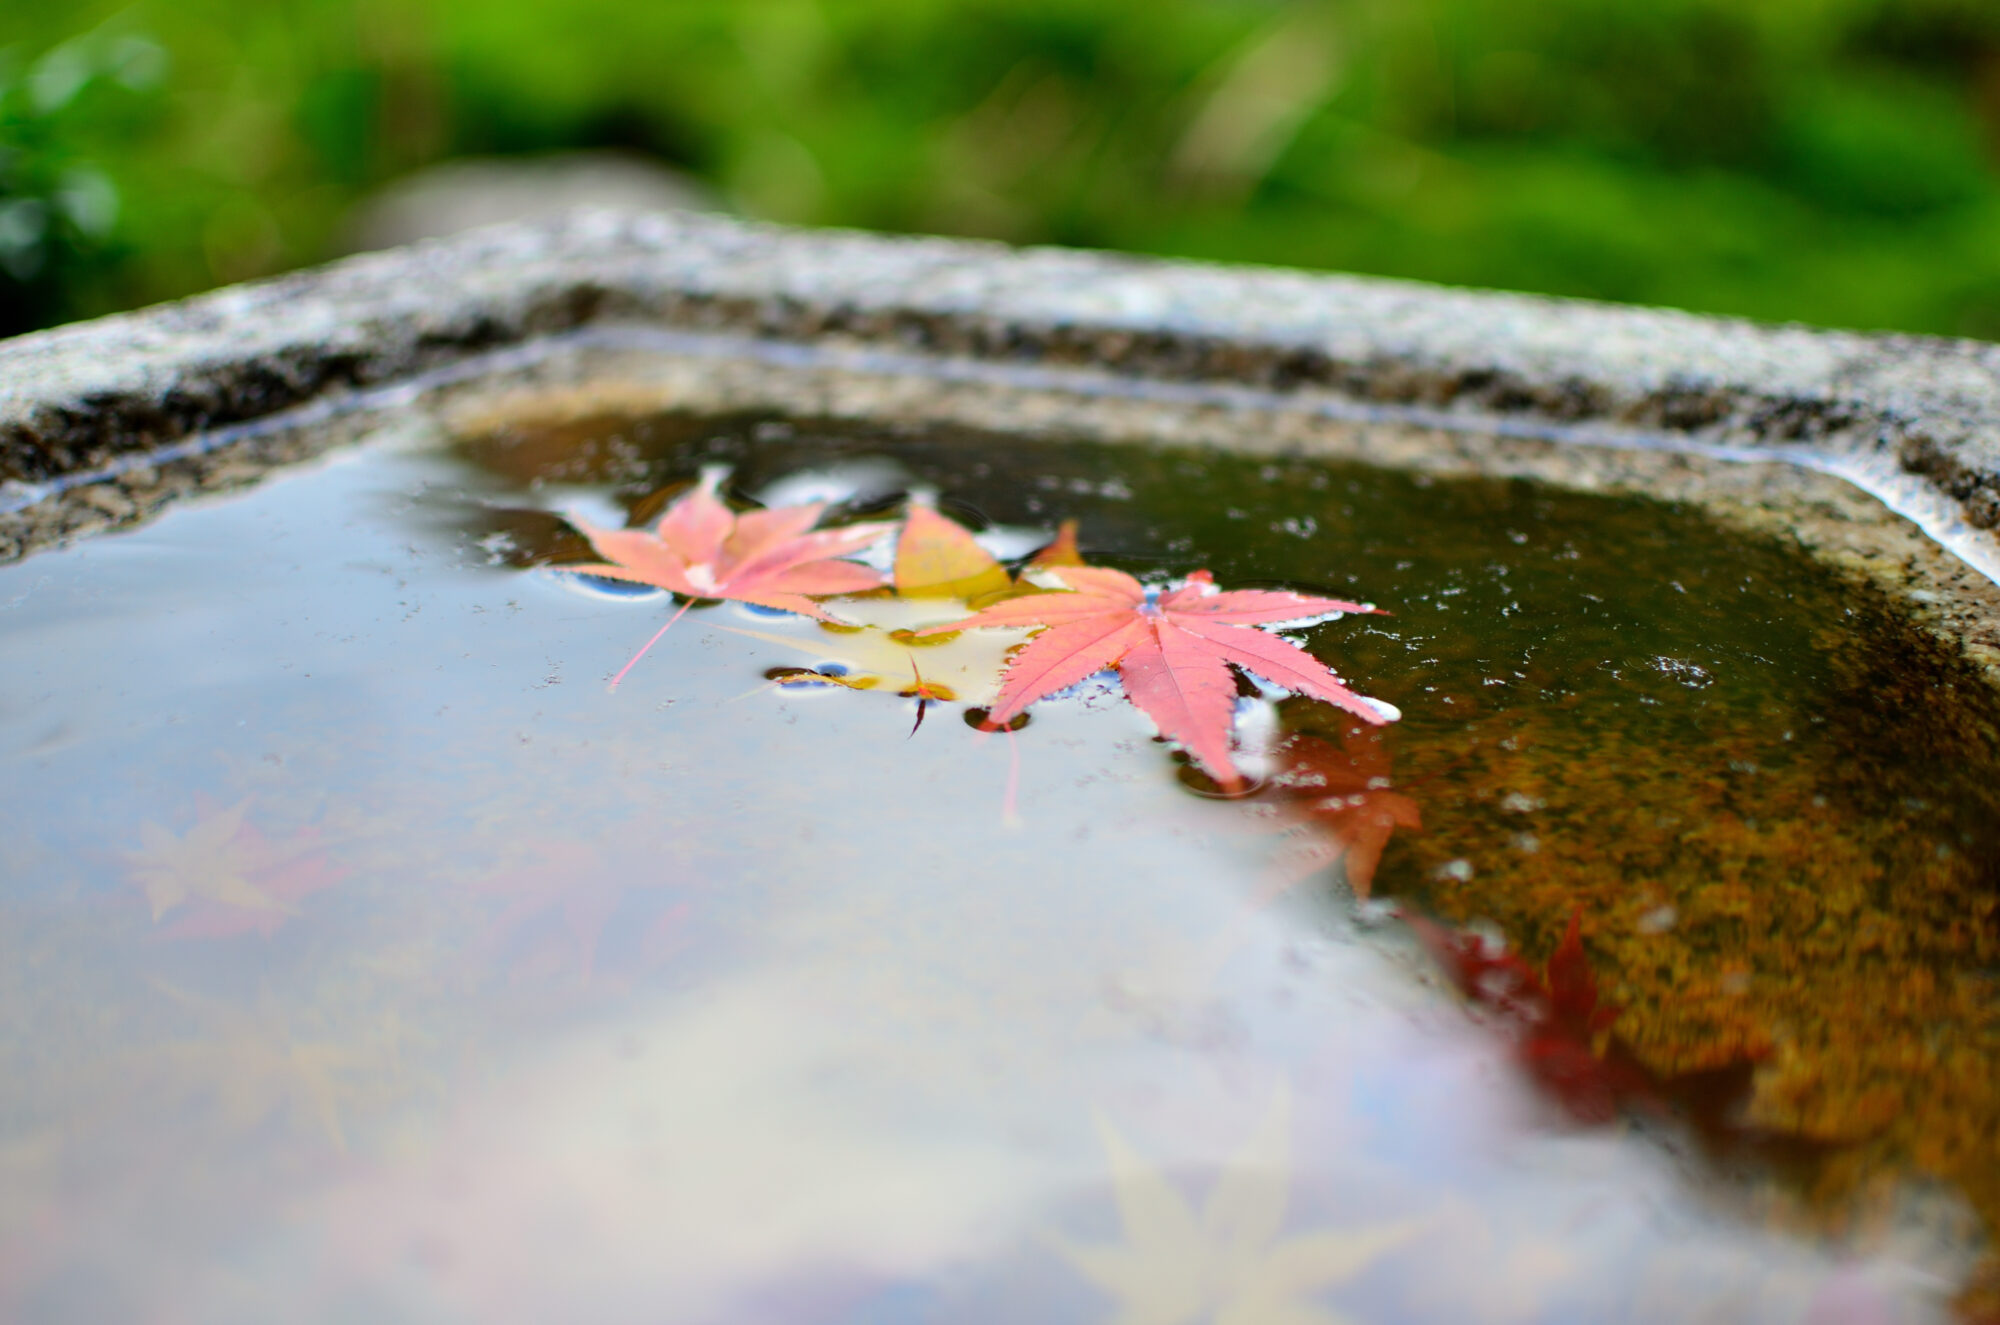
921,566,1389,789
563,471,896,687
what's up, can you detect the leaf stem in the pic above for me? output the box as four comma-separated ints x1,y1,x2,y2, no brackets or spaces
906,655,929,738
609,599,695,691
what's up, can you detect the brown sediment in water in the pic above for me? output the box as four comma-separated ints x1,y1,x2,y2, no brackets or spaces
1340,582,2000,1305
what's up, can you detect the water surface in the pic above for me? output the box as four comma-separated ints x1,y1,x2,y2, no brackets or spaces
1,408,1995,1323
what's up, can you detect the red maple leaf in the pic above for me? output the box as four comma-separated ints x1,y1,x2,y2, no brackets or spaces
1541,911,1620,1043
1404,911,1818,1158
920,565,1388,789
563,471,896,686
1404,908,1648,1124
1263,728,1422,898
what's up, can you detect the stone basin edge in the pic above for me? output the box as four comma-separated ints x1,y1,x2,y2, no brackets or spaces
3,207,2000,676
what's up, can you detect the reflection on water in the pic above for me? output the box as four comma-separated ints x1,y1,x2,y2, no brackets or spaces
0,408,1994,1322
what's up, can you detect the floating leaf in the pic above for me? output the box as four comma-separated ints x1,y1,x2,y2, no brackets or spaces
1030,518,1085,568
892,501,1014,602
894,504,1084,603
562,471,896,686
923,566,1390,789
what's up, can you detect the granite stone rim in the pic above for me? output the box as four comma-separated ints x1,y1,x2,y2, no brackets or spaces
2,206,1997,572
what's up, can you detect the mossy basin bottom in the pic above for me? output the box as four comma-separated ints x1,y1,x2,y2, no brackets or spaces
1,409,1994,1323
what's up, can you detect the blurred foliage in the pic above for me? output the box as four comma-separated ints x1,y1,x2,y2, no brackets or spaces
0,20,168,333
7,0,2000,337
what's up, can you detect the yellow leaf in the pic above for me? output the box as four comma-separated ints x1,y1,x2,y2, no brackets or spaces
1031,518,1085,568
892,502,1015,602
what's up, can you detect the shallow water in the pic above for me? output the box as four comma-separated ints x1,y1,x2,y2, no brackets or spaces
1,408,1995,1323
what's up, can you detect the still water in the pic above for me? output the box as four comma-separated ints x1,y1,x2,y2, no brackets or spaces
1,409,1995,1323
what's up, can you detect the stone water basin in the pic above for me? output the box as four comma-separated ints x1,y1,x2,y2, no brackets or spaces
1,401,1995,1324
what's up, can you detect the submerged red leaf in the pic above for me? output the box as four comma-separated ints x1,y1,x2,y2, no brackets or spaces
1263,728,1422,898
920,565,1388,789
1402,911,1546,1024
121,799,343,941
1544,910,1620,1042
1402,909,1826,1163
1404,908,1650,1125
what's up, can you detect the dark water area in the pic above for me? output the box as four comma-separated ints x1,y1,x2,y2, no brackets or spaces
1,406,1995,1323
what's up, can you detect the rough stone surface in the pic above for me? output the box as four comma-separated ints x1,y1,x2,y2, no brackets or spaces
3,208,1997,520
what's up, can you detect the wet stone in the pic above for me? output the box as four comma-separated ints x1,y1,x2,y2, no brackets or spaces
74,485,135,519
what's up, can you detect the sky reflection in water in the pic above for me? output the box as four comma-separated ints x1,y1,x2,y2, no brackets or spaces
0,415,1988,1324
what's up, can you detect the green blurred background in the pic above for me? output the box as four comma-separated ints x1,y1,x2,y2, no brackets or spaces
5,0,2000,339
